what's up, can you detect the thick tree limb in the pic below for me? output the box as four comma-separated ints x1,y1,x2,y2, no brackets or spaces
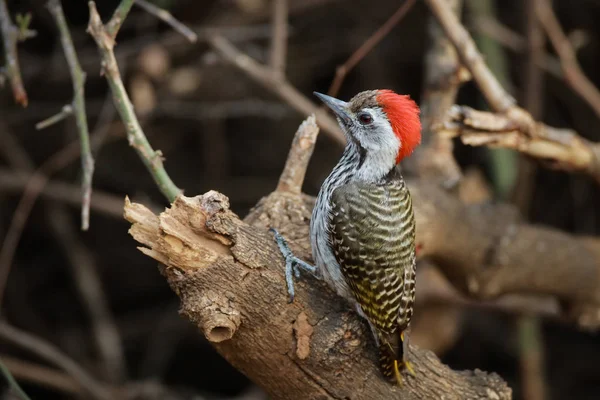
409,182,600,330
125,190,511,400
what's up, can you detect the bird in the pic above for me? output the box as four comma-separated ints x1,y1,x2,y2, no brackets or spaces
271,89,421,385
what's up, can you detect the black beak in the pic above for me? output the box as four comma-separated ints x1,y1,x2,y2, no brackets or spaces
313,92,352,125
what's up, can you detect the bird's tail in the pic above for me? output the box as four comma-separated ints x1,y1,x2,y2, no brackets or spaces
378,330,413,385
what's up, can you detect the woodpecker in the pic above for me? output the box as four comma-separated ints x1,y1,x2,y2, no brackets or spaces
272,89,421,385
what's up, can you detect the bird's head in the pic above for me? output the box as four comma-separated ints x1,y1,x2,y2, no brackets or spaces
315,90,421,166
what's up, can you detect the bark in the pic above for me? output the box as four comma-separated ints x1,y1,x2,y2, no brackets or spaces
125,189,512,400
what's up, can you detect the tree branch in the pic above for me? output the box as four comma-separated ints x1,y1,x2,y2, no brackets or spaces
87,1,181,202
0,0,27,106
0,169,124,218
134,0,197,43
440,106,600,184
326,0,417,97
425,0,600,183
269,0,287,78
410,0,465,184
207,34,345,145
275,115,319,194
424,0,515,113
124,190,511,400
0,322,113,400
47,0,95,231
105,0,134,39
536,0,600,119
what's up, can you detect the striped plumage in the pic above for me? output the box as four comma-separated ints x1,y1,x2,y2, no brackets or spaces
329,172,416,380
309,90,421,385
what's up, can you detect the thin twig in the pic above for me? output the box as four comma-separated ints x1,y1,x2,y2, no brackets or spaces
35,105,73,130
87,1,181,201
105,0,134,39
0,0,28,106
269,0,287,78
276,115,319,194
327,0,417,97
536,0,600,119
0,358,31,400
0,322,113,400
207,34,345,145
47,0,95,231
134,0,197,43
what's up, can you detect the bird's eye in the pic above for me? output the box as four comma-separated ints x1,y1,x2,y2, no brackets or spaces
358,112,373,125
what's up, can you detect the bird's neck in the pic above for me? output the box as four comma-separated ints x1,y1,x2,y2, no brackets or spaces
336,141,399,184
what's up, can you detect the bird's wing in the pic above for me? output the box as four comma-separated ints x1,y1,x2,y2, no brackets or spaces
327,179,416,335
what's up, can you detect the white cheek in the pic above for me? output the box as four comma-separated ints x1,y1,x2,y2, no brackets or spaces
353,109,401,181
358,108,400,153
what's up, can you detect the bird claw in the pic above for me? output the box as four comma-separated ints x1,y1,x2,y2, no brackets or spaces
403,360,416,377
270,228,316,303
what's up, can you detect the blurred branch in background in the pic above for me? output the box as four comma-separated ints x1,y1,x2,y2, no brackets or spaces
473,14,588,81
411,0,466,185
0,126,127,383
425,0,516,113
134,0,198,43
1,355,87,396
0,322,113,400
517,1,546,400
0,358,31,400
208,34,346,144
326,0,417,98
536,0,600,119
440,106,600,184
0,170,124,218
0,0,31,106
46,0,94,231
467,0,518,200
426,0,600,184
269,0,287,78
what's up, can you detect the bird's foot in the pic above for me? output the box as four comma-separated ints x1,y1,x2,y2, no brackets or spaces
269,228,317,303
392,359,415,387
402,360,416,377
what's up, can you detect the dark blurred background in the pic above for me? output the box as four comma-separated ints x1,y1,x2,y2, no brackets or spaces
1,0,600,399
